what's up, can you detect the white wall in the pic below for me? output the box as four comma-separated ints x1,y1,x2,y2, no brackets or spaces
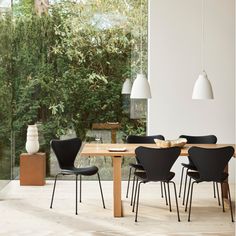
148,0,235,182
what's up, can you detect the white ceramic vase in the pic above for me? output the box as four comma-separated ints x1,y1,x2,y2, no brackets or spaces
25,124,39,154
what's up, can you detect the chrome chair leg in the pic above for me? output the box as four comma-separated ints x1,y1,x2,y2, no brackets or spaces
161,181,164,198
188,181,196,222
132,177,139,212
179,166,185,197
97,172,105,209
170,181,181,222
185,177,192,212
126,167,132,198
80,175,82,203
213,181,216,198
50,173,60,209
220,182,225,212
75,174,78,215
135,181,142,222
163,182,168,206
216,182,221,206
130,171,136,206
167,182,172,212
182,168,189,205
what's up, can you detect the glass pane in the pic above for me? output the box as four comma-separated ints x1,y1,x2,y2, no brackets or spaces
0,0,148,181
0,16,12,188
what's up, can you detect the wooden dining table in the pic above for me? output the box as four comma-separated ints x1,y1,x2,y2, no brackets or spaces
80,143,235,217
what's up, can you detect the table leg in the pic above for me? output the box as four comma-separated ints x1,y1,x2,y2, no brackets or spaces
113,156,123,217
111,129,117,143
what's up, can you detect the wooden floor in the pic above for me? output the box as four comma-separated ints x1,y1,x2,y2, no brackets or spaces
0,180,10,190
0,180,234,236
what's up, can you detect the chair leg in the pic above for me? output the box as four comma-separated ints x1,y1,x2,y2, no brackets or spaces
130,171,136,206
97,172,105,209
126,167,132,198
135,181,142,222
50,173,60,209
213,181,216,198
75,174,78,215
163,182,168,206
216,182,221,206
226,182,234,222
167,182,172,212
220,182,225,212
185,177,192,212
182,168,189,205
80,175,82,203
132,177,139,212
160,182,163,198
188,181,196,222
170,181,181,222
179,166,185,197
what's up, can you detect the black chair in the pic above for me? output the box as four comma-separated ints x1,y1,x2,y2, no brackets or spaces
133,146,181,222
185,146,234,222
178,135,217,205
50,138,105,215
126,135,165,206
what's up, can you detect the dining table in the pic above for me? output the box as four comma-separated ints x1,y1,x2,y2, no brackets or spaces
80,143,235,217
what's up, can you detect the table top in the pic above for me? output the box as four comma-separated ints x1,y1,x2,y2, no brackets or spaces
92,122,120,130
20,152,46,157
80,143,235,157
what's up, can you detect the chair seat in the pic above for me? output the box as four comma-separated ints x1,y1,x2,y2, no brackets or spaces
129,163,144,170
181,162,197,170
134,171,175,182
61,166,98,176
187,171,229,182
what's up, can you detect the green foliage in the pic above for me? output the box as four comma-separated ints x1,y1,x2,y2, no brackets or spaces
0,0,147,176
0,14,12,143
120,118,146,142
13,0,35,17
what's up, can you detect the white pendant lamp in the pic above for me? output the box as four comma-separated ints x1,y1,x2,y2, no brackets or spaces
192,0,214,100
192,71,213,99
121,78,132,94
130,0,151,99
130,73,151,99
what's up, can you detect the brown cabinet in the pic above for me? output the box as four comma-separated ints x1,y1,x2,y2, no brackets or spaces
20,152,46,186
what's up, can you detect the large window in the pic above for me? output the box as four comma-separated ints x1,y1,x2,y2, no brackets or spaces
0,0,148,181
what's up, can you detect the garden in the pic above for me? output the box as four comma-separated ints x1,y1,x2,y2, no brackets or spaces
0,0,147,179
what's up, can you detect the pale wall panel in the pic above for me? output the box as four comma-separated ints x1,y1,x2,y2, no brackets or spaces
148,0,235,182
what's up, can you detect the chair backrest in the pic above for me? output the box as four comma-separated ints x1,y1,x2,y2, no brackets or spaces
179,135,217,144
179,135,217,167
135,146,181,181
188,146,234,182
127,135,165,144
51,138,82,169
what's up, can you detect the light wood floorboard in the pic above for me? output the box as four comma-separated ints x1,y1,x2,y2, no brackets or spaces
0,180,234,236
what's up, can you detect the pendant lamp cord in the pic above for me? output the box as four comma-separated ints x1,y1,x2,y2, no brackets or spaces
140,0,143,74
202,0,205,72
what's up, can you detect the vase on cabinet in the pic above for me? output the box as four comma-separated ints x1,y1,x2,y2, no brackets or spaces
25,124,39,154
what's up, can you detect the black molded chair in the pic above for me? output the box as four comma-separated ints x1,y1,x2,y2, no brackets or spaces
50,138,105,215
178,135,217,205
133,146,181,222
185,146,234,222
126,135,165,206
